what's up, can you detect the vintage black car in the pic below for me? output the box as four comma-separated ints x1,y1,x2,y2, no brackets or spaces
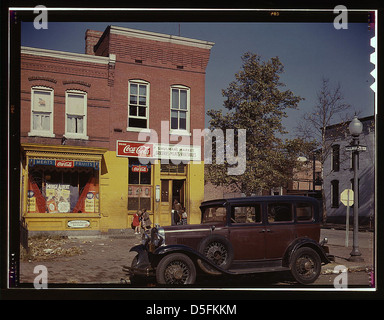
123,196,333,285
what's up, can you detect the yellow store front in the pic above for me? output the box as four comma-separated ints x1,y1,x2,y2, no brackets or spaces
21,143,107,234
21,141,205,234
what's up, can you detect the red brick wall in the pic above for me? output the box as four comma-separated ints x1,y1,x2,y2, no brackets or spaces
21,26,213,156
21,53,111,149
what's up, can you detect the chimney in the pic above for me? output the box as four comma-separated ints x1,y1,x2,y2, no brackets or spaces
85,29,103,55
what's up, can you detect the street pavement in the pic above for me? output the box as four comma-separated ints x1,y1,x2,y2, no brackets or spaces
18,228,374,288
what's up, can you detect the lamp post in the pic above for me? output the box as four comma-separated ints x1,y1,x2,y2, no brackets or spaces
348,116,364,262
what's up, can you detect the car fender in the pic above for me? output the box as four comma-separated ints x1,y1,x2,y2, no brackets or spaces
130,244,150,268
153,244,233,275
283,237,330,267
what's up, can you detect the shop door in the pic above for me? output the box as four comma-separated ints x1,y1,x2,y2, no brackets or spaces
159,179,185,226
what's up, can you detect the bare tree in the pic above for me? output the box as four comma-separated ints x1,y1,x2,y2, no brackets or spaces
296,77,355,220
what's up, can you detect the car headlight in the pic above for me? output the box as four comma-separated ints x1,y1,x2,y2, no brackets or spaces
158,227,165,246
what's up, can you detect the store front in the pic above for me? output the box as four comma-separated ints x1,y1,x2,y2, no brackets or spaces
117,140,204,227
21,143,107,233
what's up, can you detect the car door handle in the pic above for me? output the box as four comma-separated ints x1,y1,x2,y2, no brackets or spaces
260,229,266,233
266,229,273,233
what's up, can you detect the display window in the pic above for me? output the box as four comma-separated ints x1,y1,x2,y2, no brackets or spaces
26,158,99,214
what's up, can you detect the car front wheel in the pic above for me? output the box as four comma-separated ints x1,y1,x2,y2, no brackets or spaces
290,247,321,285
156,253,196,285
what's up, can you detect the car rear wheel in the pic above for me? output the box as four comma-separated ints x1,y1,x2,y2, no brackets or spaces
290,247,321,285
156,253,196,285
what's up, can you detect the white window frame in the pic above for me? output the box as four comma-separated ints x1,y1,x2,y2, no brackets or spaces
127,80,150,132
170,85,190,135
28,86,55,137
64,90,88,140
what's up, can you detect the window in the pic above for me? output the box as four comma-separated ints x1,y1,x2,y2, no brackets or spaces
202,206,227,224
128,159,152,211
170,86,190,132
331,144,340,172
331,180,339,208
231,205,262,224
29,87,54,137
65,90,88,139
128,80,149,130
268,203,293,223
296,202,314,222
27,165,99,214
160,163,186,174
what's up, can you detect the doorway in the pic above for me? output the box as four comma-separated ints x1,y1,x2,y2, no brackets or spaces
172,179,185,208
159,179,186,226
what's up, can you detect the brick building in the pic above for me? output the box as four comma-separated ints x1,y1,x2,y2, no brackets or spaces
20,25,214,233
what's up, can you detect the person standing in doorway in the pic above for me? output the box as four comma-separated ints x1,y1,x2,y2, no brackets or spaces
172,199,182,225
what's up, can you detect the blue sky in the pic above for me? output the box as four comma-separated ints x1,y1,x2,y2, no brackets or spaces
21,21,375,134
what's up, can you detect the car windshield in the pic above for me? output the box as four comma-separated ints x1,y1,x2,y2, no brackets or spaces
201,205,226,224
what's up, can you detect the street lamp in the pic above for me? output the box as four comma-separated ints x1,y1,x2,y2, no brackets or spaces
348,116,364,262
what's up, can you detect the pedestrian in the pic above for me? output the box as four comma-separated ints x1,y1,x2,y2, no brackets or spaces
181,207,188,225
132,210,141,234
172,199,182,225
141,208,152,231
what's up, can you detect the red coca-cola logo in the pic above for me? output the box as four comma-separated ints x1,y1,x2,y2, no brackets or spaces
117,141,153,158
56,160,74,168
131,165,149,173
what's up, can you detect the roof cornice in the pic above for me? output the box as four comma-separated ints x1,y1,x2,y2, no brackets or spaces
21,46,111,64
109,26,215,50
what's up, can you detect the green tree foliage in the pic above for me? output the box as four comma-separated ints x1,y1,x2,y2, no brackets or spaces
206,52,313,196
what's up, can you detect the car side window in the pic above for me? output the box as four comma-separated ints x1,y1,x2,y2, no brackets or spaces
296,202,314,222
267,203,293,223
231,205,262,224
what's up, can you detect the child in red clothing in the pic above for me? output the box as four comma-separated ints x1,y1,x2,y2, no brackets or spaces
133,210,141,234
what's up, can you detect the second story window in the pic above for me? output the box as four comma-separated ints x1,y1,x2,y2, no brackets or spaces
29,87,54,137
65,90,88,139
170,85,190,133
331,144,340,172
128,80,149,130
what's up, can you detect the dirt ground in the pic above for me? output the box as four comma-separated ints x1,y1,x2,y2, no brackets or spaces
19,233,141,285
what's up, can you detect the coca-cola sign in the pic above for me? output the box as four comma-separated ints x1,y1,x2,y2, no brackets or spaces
131,165,149,173
116,140,153,158
55,160,74,168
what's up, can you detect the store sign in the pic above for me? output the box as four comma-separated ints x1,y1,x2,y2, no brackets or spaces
56,160,74,168
116,140,201,161
153,144,201,161
67,220,91,228
131,165,149,173
116,140,153,158
29,158,99,170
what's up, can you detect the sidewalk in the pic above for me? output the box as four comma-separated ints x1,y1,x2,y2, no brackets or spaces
320,228,374,274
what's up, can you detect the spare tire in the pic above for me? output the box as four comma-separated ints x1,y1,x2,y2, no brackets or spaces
198,235,234,271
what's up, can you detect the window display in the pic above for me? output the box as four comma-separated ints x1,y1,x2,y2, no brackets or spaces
27,158,99,214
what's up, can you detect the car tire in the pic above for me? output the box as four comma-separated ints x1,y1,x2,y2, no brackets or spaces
156,253,196,285
198,235,234,271
289,247,321,285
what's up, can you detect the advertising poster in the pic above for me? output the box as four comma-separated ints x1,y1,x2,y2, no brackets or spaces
45,183,71,213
